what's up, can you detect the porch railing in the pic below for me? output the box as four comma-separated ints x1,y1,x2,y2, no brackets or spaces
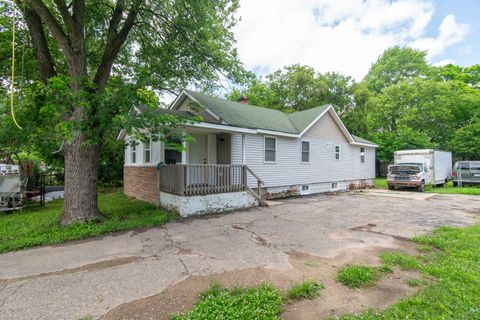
158,164,265,203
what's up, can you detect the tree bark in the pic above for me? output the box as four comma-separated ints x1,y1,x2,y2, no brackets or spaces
61,135,102,225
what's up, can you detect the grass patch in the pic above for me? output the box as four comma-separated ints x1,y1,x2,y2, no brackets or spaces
286,279,324,300
405,278,424,287
0,191,175,253
172,283,283,320
375,178,480,195
333,224,480,319
336,264,391,288
380,252,421,270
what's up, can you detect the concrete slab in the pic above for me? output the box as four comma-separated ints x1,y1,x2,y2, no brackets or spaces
0,191,478,320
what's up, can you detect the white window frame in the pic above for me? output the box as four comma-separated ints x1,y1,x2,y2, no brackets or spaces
131,143,137,164
335,145,340,161
301,140,310,163
144,139,151,163
264,136,277,163
360,147,365,164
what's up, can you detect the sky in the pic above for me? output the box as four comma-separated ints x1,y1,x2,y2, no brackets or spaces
232,0,480,81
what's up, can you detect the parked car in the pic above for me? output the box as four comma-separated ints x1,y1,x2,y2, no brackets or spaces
452,161,480,186
387,149,452,192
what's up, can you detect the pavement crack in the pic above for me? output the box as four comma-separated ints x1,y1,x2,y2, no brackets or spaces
0,256,142,285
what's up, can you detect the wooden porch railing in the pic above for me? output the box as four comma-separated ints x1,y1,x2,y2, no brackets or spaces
158,164,266,204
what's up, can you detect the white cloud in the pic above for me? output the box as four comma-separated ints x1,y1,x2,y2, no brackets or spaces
410,15,470,59
233,0,469,80
433,58,456,66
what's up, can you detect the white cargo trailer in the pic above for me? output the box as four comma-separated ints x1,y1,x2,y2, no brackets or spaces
394,149,452,186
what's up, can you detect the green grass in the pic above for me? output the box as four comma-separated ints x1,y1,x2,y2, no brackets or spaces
380,252,421,270
375,178,480,195
285,280,324,300
336,264,391,289
172,283,283,320
0,191,175,253
333,224,480,319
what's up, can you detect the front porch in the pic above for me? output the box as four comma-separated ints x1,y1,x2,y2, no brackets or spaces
158,164,265,217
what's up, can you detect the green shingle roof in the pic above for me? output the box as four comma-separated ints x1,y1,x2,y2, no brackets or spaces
287,106,329,132
176,90,375,146
352,134,377,146
185,90,299,134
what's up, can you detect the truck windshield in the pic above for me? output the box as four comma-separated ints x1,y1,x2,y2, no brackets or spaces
389,164,422,174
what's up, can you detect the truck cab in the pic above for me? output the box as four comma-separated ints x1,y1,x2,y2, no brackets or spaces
387,162,430,192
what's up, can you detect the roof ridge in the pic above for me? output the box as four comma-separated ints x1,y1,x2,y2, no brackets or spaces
185,89,287,114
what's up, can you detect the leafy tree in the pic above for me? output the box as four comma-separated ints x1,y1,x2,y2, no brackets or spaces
450,116,480,160
227,65,354,114
363,46,431,92
437,64,480,89
1,0,247,224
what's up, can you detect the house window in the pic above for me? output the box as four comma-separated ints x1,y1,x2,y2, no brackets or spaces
301,141,310,163
264,136,276,162
144,140,151,163
360,147,365,163
131,143,136,164
331,182,338,189
335,145,340,160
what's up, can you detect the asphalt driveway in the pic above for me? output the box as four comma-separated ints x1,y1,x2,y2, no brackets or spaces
0,190,479,320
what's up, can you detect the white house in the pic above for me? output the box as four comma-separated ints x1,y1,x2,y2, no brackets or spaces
119,90,377,216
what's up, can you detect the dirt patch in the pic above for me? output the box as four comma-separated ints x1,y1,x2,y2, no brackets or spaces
101,243,420,320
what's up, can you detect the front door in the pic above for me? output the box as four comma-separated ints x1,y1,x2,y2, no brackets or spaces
188,134,207,164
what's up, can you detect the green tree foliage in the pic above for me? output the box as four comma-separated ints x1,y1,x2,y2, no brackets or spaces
227,64,354,114
363,46,431,92
0,0,248,224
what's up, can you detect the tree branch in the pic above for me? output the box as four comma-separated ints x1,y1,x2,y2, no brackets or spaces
53,0,75,34
93,0,141,92
23,0,72,56
18,1,57,81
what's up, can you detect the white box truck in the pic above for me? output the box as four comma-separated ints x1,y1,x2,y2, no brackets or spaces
387,149,452,192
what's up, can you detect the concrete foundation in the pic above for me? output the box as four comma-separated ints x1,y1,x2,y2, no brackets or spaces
159,191,257,217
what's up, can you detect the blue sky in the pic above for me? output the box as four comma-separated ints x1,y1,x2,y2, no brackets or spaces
428,0,480,67
233,0,479,80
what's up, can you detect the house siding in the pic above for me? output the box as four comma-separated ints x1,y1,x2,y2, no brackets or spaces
238,112,375,193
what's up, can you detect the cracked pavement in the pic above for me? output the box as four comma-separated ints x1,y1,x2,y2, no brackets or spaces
0,191,479,320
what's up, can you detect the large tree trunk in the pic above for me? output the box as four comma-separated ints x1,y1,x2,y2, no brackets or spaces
61,136,102,225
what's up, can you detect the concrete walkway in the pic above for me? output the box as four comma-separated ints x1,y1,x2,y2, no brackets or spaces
0,192,479,320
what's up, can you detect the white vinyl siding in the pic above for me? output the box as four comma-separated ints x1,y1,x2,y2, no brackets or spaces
243,111,375,188
301,141,310,163
124,137,163,166
264,137,276,163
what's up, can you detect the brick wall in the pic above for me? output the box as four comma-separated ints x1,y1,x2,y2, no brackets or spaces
124,166,159,205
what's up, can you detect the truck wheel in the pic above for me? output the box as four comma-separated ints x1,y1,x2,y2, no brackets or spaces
388,185,395,190
453,181,458,187
418,181,425,192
